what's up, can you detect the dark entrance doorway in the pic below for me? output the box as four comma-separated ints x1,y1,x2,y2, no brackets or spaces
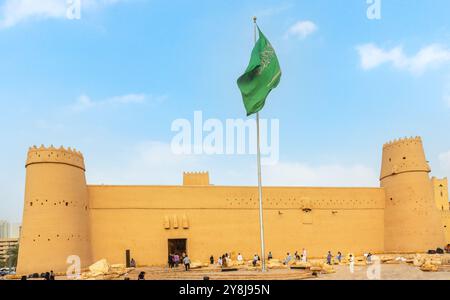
168,239,187,256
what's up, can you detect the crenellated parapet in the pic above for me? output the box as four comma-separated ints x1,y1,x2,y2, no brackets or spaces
382,136,422,149
183,171,210,186
26,145,85,171
380,136,430,180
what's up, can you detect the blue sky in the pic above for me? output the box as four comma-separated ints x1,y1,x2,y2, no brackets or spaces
1,0,450,222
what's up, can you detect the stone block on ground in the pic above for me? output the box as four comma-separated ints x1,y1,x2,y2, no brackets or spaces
89,259,111,276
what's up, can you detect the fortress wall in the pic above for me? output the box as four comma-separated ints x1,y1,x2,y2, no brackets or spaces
88,185,385,210
88,186,385,266
432,178,450,244
443,211,450,244
432,177,449,211
18,138,449,273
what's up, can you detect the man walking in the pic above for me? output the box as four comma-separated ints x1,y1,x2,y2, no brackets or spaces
327,251,333,265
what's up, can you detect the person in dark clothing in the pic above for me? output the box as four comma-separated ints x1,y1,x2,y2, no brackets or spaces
43,272,50,280
50,270,55,280
326,251,333,265
210,255,214,264
168,254,174,268
138,271,145,280
130,258,136,268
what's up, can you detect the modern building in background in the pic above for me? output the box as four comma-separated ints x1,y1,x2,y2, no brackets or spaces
0,221,21,239
0,238,19,267
0,221,21,266
0,221,8,239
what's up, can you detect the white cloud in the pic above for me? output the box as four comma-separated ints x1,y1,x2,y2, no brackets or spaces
0,0,66,28
356,43,450,74
87,141,379,188
439,151,450,171
285,20,317,40
0,0,125,29
71,93,165,112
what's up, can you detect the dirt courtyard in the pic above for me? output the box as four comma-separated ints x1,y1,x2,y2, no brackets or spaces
120,264,450,280
313,264,450,280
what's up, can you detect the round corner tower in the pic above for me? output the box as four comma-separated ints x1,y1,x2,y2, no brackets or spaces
17,145,92,274
380,137,445,253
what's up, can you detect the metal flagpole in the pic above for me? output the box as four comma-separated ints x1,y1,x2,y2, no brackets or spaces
253,16,266,273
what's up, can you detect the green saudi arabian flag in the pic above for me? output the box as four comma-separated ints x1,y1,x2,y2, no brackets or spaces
237,27,282,116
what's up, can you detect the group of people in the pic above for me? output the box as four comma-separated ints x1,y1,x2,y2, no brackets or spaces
213,253,233,267
283,249,308,265
209,252,261,267
281,249,373,273
18,270,56,280
176,248,374,272
209,249,310,268
168,252,191,271
43,270,56,280
325,251,373,265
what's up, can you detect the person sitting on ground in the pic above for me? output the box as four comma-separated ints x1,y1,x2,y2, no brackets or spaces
366,253,373,264
284,252,292,265
130,258,136,268
183,255,191,271
138,271,145,280
237,253,243,263
44,272,50,280
252,254,259,267
327,251,333,265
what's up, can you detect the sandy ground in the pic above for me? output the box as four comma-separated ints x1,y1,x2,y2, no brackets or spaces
313,264,450,280
118,264,450,280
